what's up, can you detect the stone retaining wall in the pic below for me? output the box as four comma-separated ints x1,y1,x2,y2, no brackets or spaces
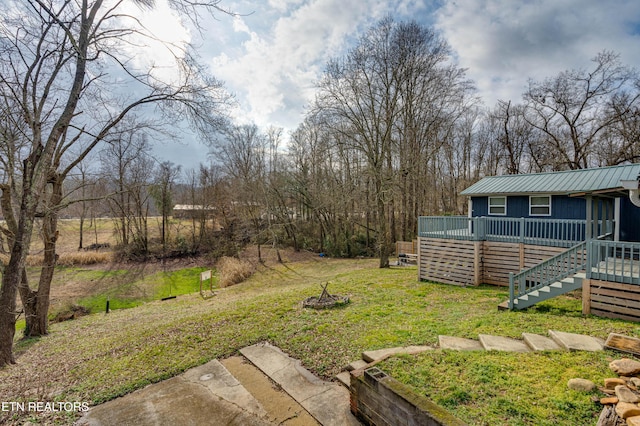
350,367,467,426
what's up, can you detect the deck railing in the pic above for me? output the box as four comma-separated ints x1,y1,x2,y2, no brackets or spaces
588,240,640,285
418,216,612,248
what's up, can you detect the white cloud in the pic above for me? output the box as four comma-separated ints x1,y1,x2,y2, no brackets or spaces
435,0,640,106
210,0,394,129
118,0,192,84
268,0,305,13
200,0,640,167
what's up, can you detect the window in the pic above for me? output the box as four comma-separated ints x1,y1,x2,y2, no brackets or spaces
488,196,506,215
530,195,551,216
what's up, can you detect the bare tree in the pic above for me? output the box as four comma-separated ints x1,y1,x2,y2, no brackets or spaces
596,88,640,165
524,51,639,169
0,0,232,366
314,16,473,267
101,128,155,257
64,156,101,250
151,161,181,252
214,123,270,258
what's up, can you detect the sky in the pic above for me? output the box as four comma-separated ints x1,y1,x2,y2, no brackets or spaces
149,0,640,170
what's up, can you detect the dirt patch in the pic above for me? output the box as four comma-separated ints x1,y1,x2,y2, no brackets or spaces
238,246,321,267
51,305,90,323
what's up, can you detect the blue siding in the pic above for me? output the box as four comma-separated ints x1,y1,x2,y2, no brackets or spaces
553,196,586,220
620,197,640,242
471,195,585,220
471,194,640,242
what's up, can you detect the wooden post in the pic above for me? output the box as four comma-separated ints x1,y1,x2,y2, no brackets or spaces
582,278,591,315
585,195,593,240
473,241,482,286
519,243,525,270
416,238,421,281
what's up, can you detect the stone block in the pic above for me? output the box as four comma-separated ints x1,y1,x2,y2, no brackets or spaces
522,333,562,351
616,402,640,419
361,345,432,363
604,378,627,389
549,330,604,351
479,334,530,352
438,335,484,351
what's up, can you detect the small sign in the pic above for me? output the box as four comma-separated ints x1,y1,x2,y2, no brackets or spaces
200,269,215,299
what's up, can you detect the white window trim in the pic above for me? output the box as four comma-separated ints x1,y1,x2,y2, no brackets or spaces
529,195,551,216
488,196,507,216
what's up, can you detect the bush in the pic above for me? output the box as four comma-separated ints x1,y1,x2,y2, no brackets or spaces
50,304,90,323
216,256,254,288
57,251,112,266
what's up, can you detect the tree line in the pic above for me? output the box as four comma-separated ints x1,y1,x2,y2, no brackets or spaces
210,18,640,268
1,5,639,367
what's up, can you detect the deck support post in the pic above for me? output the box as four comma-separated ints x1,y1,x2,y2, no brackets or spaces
473,241,482,285
508,272,515,309
582,277,591,315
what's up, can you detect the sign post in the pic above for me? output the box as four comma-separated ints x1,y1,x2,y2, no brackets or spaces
200,270,214,298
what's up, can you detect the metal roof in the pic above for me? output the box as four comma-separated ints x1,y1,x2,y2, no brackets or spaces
460,164,640,197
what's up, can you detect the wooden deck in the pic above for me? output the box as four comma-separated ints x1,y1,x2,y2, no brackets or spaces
418,216,640,321
592,257,640,282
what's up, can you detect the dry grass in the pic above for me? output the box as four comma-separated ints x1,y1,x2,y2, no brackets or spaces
216,256,255,288
0,252,113,267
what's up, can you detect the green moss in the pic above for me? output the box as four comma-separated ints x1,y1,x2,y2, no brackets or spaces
70,267,214,313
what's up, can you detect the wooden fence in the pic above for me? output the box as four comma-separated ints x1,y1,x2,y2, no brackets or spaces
584,280,640,322
419,237,566,287
395,240,417,255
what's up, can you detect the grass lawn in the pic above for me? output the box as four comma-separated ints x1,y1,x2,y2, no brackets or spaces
1,257,637,425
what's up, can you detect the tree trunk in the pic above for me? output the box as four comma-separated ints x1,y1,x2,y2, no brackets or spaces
78,214,85,250
0,255,21,366
376,177,390,268
0,209,36,366
20,176,62,337
18,270,37,337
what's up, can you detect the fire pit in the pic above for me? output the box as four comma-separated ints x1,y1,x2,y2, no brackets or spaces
303,283,349,309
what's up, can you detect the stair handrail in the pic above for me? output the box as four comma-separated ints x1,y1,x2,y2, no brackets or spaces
508,241,588,309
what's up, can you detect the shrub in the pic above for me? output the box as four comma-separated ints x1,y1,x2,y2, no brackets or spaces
57,251,112,266
50,304,90,323
216,256,254,288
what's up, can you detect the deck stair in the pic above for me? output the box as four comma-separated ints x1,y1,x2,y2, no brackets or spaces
503,241,588,310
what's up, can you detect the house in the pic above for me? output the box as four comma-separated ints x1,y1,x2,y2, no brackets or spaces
418,164,640,321
172,204,216,219
462,164,640,242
